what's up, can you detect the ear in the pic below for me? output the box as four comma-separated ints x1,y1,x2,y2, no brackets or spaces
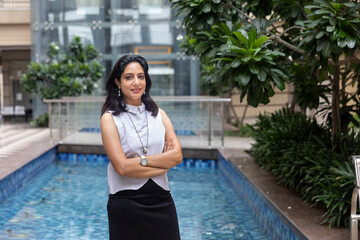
114,78,121,88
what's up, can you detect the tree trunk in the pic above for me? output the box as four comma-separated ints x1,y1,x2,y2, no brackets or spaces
288,82,296,113
331,66,341,144
240,104,248,126
224,92,241,126
230,101,241,125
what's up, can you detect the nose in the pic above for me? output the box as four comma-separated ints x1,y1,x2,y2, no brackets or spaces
133,76,140,84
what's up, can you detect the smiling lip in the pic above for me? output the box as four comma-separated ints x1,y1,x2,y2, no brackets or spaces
131,89,141,93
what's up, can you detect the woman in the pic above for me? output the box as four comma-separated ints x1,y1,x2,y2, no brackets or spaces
100,54,182,240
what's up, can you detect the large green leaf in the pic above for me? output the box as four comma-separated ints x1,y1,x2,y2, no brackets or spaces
231,59,241,68
233,32,249,47
272,74,285,90
202,3,211,13
239,70,251,86
316,31,326,39
326,25,336,32
248,28,257,49
220,23,232,36
322,40,331,57
346,37,356,48
249,62,260,74
257,69,267,82
253,36,269,48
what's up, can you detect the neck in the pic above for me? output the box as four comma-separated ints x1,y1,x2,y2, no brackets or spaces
124,99,142,106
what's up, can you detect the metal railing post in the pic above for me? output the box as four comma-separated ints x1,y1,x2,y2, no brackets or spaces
351,155,360,240
207,102,211,148
351,187,359,240
66,101,69,134
221,102,224,148
49,103,52,138
75,102,78,132
58,102,62,141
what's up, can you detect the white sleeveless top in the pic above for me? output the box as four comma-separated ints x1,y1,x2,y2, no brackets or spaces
107,103,169,194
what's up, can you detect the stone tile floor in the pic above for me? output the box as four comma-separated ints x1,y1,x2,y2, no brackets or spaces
0,122,354,239
0,123,59,181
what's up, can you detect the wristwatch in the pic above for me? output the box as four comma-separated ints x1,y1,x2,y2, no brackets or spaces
140,155,148,166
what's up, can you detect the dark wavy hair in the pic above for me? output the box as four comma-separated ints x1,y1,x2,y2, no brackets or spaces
101,55,158,117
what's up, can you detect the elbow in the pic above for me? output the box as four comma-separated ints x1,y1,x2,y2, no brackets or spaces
114,161,128,176
175,151,183,165
117,167,127,176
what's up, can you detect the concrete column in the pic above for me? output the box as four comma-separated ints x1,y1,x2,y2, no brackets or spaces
2,61,10,106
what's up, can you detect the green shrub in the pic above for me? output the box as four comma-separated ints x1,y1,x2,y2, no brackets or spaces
249,108,359,227
224,125,254,137
312,133,359,227
250,108,328,170
30,113,49,127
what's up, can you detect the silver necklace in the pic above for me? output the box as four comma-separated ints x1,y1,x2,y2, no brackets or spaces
126,111,149,155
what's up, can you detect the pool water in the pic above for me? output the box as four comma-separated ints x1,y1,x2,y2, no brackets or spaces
0,160,270,240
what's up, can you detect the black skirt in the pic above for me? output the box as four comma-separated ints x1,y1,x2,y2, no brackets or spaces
107,178,181,240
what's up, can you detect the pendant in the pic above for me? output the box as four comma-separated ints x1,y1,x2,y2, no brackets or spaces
143,147,148,155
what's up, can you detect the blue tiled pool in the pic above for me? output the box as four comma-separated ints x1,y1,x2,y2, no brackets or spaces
0,156,272,240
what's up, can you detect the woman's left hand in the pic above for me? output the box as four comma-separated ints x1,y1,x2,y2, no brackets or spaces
163,141,173,153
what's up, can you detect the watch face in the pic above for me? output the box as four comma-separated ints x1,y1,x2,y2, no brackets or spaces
141,157,147,166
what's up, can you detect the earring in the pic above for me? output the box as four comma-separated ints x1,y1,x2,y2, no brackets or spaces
143,91,146,95
118,89,121,97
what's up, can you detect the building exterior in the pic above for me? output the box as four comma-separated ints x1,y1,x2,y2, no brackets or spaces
0,0,291,123
0,0,32,118
29,0,201,117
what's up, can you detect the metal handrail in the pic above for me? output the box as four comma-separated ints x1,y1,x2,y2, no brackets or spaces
44,96,232,103
0,0,30,8
43,96,231,147
351,155,360,240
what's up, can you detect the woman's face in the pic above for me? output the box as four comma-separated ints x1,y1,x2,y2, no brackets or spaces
115,62,146,106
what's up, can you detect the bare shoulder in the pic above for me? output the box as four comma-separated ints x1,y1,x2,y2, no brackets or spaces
100,112,114,126
158,108,167,117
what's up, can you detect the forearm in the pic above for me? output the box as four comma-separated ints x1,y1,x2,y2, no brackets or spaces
113,157,168,178
146,149,183,169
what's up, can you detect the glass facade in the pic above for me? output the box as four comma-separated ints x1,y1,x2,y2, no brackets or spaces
30,0,200,99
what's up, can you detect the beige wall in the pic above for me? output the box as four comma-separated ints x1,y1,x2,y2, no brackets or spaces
0,7,31,110
229,85,292,125
1,50,31,107
0,25,31,46
0,9,30,24
0,9,31,47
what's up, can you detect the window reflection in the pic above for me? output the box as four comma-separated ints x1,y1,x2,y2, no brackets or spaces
138,5,170,20
111,25,141,47
112,9,139,22
67,26,94,44
149,23,172,45
32,0,199,97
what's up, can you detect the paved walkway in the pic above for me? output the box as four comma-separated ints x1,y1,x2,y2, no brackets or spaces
0,123,59,181
60,131,254,150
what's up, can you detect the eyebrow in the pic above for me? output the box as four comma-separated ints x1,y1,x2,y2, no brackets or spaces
123,73,144,76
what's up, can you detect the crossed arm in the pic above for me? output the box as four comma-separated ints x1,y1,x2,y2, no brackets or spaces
100,109,182,178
